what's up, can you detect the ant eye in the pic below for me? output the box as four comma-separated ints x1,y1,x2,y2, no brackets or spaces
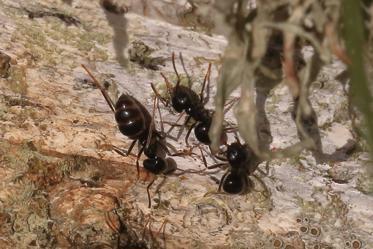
143,157,166,174
223,173,245,194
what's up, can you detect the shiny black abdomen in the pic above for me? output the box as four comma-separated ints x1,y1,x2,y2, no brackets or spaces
194,121,211,145
115,94,152,140
143,157,166,174
222,172,245,194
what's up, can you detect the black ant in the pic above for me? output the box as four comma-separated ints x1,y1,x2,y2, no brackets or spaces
153,52,232,149
82,64,175,208
208,138,260,194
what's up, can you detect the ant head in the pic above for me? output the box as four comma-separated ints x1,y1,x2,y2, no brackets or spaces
222,172,246,194
143,156,167,175
226,142,249,167
194,121,211,145
171,89,191,113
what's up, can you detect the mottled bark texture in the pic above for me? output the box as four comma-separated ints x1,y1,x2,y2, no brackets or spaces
0,0,372,249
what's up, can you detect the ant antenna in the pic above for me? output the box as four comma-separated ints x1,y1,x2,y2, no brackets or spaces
235,134,242,145
200,63,211,102
171,52,181,88
179,52,192,87
81,64,116,113
147,178,155,208
151,83,168,107
160,73,173,101
145,96,157,149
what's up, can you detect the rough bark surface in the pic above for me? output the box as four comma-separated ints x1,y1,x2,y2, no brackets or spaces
0,0,372,248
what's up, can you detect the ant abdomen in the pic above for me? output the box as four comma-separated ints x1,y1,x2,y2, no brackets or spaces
222,173,246,194
114,94,151,140
194,122,211,145
143,157,167,174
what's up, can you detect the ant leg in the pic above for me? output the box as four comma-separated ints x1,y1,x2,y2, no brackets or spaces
155,97,166,137
105,211,120,233
180,115,194,140
162,121,184,127
235,136,241,144
207,163,227,170
151,83,168,107
199,147,208,168
147,177,156,208
145,96,157,149
185,122,197,146
165,112,185,135
112,146,129,157
142,214,152,240
223,97,238,114
243,176,252,194
157,140,172,156
256,168,267,176
223,126,239,134
105,210,123,248
157,219,168,248
82,64,116,112
255,162,270,176
166,114,191,141
200,63,212,104
214,154,228,162
136,147,145,179
112,139,137,157
218,171,229,192
207,145,228,162
204,63,212,105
